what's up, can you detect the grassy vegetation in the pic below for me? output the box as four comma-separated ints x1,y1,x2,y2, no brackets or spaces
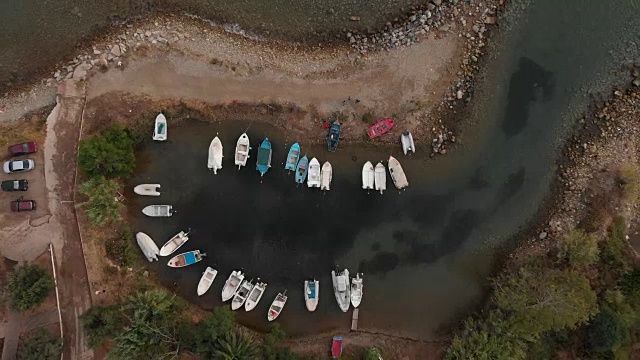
619,163,640,203
0,114,47,149
7,264,54,312
558,229,599,266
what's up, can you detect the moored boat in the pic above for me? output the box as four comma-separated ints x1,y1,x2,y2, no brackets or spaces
152,113,167,141
388,156,409,190
285,142,300,171
401,131,415,155
197,267,218,296
235,133,251,169
350,273,363,308
367,118,395,139
135,232,159,262
167,250,206,268
327,121,341,152
267,290,288,321
331,337,344,359
231,279,254,310
332,269,350,312
374,162,386,194
221,270,245,302
134,184,160,196
245,281,267,311
295,155,309,184
208,136,223,174
307,158,321,188
142,205,173,217
362,162,374,190
304,279,319,312
256,138,272,178
320,162,332,191
159,230,190,257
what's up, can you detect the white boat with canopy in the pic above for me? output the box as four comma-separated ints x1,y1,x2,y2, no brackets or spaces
142,205,173,217
135,232,159,262
332,269,351,312
321,162,332,191
152,113,167,141
158,230,190,257
307,158,321,188
231,280,254,310
245,281,267,311
222,270,245,302
267,291,288,321
208,136,223,174
374,162,386,194
362,162,374,190
304,279,319,312
388,156,409,190
235,133,250,169
197,267,218,296
350,273,363,308
134,184,160,196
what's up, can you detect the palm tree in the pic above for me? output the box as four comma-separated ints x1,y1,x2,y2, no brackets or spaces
215,330,257,360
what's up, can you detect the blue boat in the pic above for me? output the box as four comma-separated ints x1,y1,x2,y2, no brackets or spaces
327,120,341,152
284,142,300,171
167,250,206,268
256,138,272,177
295,155,309,184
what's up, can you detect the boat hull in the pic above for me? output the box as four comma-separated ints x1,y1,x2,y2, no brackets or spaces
304,280,319,312
267,292,288,321
221,271,245,302
328,121,341,151
362,162,374,190
134,184,160,196
208,136,223,174
167,250,205,268
367,118,395,139
159,231,189,257
231,280,254,310
135,232,159,262
388,156,409,190
153,113,167,141
142,205,173,217
295,156,309,184
401,131,415,155
351,274,363,308
307,158,321,188
245,282,267,311
374,163,386,194
197,267,218,296
256,138,272,176
235,133,250,168
332,269,351,312
285,143,300,171
321,162,332,191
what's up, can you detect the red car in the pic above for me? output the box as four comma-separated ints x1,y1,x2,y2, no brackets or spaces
367,118,395,139
10,197,36,212
8,141,37,157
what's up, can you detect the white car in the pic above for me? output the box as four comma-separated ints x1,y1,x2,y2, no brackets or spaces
3,159,35,174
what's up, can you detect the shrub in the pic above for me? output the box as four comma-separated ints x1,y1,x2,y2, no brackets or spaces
586,305,629,353
17,329,62,360
78,124,136,179
599,216,630,276
189,307,236,358
618,163,640,203
81,305,121,347
558,229,599,266
8,264,54,312
620,268,640,300
215,330,258,360
78,176,124,227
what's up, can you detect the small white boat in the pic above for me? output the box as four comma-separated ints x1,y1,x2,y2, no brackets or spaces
332,269,350,312
222,270,245,302
197,267,218,296
152,113,167,141
374,162,386,194
320,162,332,191
362,162,374,190
208,136,223,174
401,131,415,155
158,230,190,257
351,273,363,308
135,232,159,262
304,279,319,312
267,291,288,321
307,158,321,188
388,156,409,190
142,205,173,217
245,281,267,312
231,280,254,310
235,133,251,169
134,184,160,196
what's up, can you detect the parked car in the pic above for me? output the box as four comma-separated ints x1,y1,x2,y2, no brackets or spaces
3,159,35,174
1,179,28,191
7,141,37,157
10,197,36,212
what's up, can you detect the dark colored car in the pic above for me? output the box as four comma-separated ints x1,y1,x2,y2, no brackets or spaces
1,179,28,191
10,197,36,212
7,141,37,157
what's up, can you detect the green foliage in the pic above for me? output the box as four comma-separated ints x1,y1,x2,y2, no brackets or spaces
362,113,373,123
364,347,383,360
586,306,629,353
17,329,62,360
215,330,258,360
79,124,136,179
619,163,640,203
526,330,573,360
263,323,303,360
600,216,630,276
558,229,600,266
493,266,598,337
78,176,124,227
104,226,139,267
188,306,236,358
620,269,640,302
81,305,121,347
8,264,54,312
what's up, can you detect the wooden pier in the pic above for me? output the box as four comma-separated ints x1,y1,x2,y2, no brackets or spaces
351,308,359,331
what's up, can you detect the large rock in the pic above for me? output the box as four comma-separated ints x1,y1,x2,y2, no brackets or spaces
110,44,121,57
72,63,89,80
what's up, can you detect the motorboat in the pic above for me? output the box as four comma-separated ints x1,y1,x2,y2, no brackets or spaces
285,142,300,171
152,113,167,141
320,162,332,191
295,155,309,184
159,230,190,257
401,131,415,155
142,205,173,217
367,118,395,139
304,279,319,312
307,158,321,188
388,156,409,190
256,138,272,178
235,133,251,169
374,162,386,194
327,121,341,151
245,281,267,311
135,232,159,262
167,250,206,268
332,269,350,312
231,279,254,310
361,162,374,190
208,136,223,174
134,184,160,196
222,270,245,302
197,267,218,296
267,291,288,321
351,273,363,308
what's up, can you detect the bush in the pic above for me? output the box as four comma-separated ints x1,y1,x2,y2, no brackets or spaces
586,305,629,353
189,307,236,358
79,124,136,179
81,305,121,347
17,329,62,360
558,229,599,266
8,264,54,312
599,216,630,276
620,268,640,300
619,163,640,203
78,176,124,227
215,330,258,360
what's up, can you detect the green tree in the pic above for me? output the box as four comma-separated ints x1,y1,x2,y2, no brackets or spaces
215,330,258,360
79,124,136,179
185,306,236,358
586,306,629,353
600,216,630,276
493,266,597,337
620,268,640,303
557,229,599,266
8,264,54,312
17,329,62,360
81,305,121,347
78,176,124,226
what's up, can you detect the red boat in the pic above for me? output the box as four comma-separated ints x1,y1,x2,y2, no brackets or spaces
331,336,343,359
367,118,395,139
